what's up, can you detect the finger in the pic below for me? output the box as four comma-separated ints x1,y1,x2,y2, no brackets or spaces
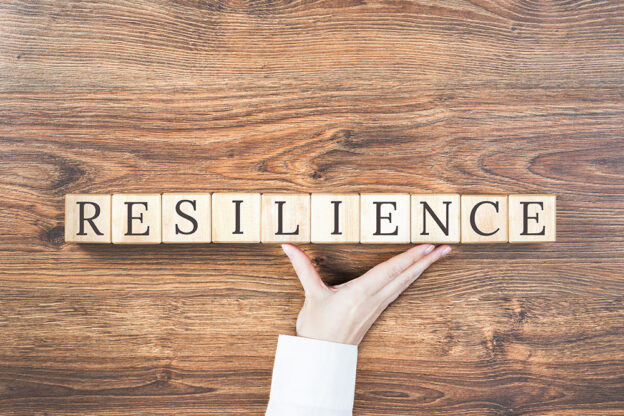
352,244,435,293
281,244,327,297
377,245,451,305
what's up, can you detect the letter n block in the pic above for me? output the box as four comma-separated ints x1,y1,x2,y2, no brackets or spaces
261,194,310,243
112,194,162,244
162,194,211,243
360,194,410,244
509,194,556,243
311,193,359,243
411,194,460,243
65,194,111,243
460,195,508,243
212,193,261,243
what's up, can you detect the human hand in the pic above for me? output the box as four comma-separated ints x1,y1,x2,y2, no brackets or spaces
281,244,452,345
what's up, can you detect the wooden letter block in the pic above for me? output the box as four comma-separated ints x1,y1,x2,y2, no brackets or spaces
461,195,508,243
509,194,556,243
212,193,261,243
261,194,310,243
360,194,410,244
311,193,359,243
411,194,460,243
162,194,211,243
112,194,162,244
65,194,111,243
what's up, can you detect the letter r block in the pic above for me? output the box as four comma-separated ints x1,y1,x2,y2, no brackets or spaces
460,195,508,243
112,194,162,244
360,194,410,244
411,194,460,243
162,194,211,243
65,194,111,243
508,194,556,243
212,193,261,243
261,194,310,243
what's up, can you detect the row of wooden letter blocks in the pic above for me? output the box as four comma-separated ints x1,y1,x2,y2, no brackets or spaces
65,193,556,244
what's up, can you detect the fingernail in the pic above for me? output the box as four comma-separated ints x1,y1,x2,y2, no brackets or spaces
423,244,435,254
441,246,452,256
281,244,292,256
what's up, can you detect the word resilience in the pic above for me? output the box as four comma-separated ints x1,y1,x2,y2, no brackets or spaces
65,193,556,244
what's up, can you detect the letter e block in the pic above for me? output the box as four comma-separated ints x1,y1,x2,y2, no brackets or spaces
411,194,460,243
212,193,261,243
360,194,410,244
460,195,508,243
261,194,310,243
112,194,162,244
65,194,111,243
509,194,556,243
311,193,359,243
162,194,211,243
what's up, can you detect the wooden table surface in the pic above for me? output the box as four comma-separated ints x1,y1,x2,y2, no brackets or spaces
1,1,623,415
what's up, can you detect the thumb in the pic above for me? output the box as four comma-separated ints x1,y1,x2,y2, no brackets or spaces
281,244,327,297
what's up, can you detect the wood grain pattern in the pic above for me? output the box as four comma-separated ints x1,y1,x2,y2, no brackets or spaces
0,0,623,414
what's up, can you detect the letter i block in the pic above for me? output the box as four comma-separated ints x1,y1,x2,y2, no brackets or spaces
509,194,556,243
65,194,112,243
112,194,162,244
212,193,261,243
411,194,460,243
311,193,360,243
360,194,410,243
261,194,310,243
460,195,508,243
162,194,211,243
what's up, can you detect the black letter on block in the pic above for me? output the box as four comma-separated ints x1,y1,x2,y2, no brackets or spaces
331,200,342,235
373,201,398,236
470,201,499,236
421,201,450,236
77,201,103,236
232,200,244,234
521,201,545,236
125,202,150,236
175,199,198,235
275,201,299,235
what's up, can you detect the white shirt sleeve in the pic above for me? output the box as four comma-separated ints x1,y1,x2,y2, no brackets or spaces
265,334,358,416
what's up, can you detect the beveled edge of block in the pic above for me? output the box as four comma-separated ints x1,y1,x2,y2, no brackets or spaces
508,194,556,243
111,193,163,198
261,192,311,198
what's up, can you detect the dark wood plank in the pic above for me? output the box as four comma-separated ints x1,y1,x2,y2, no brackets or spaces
1,0,623,415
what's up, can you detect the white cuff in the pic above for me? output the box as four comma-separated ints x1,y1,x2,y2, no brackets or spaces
266,335,358,416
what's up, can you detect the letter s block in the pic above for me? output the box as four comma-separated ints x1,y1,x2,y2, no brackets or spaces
460,195,508,243
508,194,556,243
112,194,162,244
65,194,111,243
162,194,211,243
